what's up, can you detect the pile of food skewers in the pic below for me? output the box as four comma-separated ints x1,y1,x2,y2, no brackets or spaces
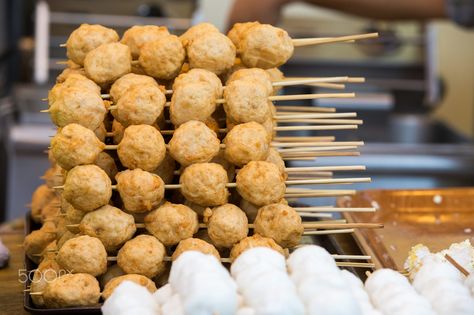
24,22,383,311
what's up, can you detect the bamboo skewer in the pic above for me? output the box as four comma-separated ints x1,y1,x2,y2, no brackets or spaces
445,254,470,277
292,32,379,47
275,105,336,113
294,207,376,213
53,177,371,191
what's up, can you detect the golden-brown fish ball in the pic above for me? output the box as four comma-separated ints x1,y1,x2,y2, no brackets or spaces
205,204,248,248
179,163,229,207
84,42,131,85
172,238,220,261
223,79,270,124
94,151,118,181
224,122,270,166
227,22,261,53
51,123,105,171
121,25,170,59
43,273,101,308
116,169,165,213
93,122,107,142
66,24,119,66
41,197,61,223
112,119,125,144
240,24,294,69
30,258,63,307
170,82,217,126
266,67,285,93
109,73,158,102
139,35,185,80
112,84,166,126
63,165,112,212
99,264,125,288
49,87,106,130
48,73,101,105
173,68,223,98
56,67,87,84
144,202,199,246
187,32,236,75
31,184,56,223
57,235,107,276
117,235,166,278
24,223,56,264
43,164,65,190
79,205,136,252
62,197,85,234
236,161,286,206
265,147,286,177
210,149,236,182
179,22,220,48
168,120,220,167
117,124,166,171
229,234,286,261
254,203,303,248
227,68,273,95
102,274,157,300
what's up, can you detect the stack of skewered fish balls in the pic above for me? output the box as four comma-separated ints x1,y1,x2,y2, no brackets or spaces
25,21,325,309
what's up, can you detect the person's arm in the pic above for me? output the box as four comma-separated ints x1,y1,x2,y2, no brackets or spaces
228,0,446,26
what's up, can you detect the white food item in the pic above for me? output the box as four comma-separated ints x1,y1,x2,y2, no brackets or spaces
413,259,474,315
169,251,238,315
231,247,286,278
236,306,256,315
341,270,382,315
464,273,474,297
365,269,435,315
439,239,474,274
288,246,361,315
161,294,185,315
153,284,173,307
102,280,160,315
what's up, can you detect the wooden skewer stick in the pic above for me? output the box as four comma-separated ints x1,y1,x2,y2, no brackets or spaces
335,262,375,268
292,32,379,47
279,151,360,158
53,177,371,191
273,136,335,142
294,207,376,213
274,112,356,119
304,228,355,235
277,118,363,124
445,254,470,277
276,105,336,113
285,189,356,197
285,77,365,84
274,125,357,131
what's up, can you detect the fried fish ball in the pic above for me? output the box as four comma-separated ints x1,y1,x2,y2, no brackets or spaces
93,122,107,142
112,119,125,144
226,68,273,95
116,169,165,213
144,202,199,246
31,258,63,307
66,24,119,66
121,25,170,59
265,147,286,177
84,42,132,85
43,273,101,308
113,84,166,126
179,22,220,48
223,80,270,124
139,35,185,80
62,198,86,233
41,197,61,223
229,234,286,261
239,199,259,222
210,149,236,182
240,24,294,69
48,73,101,105
43,164,65,189
57,231,78,250
117,124,166,171
170,82,217,126
49,87,106,130
31,184,56,223
254,203,303,248
173,68,223,98
102,274,157,300
180,163,229,207
187,32,236,75
57,235,107,276
51,123,105,170
172,238,220,261
24,222,56,264
117,235,166,278
168,120,220,167
236,161,286,206
94,151,118,181
227,22,261,53
152,153,176,184
56,67,87,83
224,122,270,166
79,205,136,252
99,264,125,288
205,204,248,248
109,73,158,102
63,165,112,212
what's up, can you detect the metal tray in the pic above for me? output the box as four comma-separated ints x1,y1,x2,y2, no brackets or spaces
339,188,474,270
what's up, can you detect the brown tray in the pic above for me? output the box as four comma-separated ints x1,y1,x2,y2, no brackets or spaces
338,188,474,271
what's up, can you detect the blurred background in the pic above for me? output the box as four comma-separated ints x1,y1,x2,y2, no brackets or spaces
0,0,473,222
